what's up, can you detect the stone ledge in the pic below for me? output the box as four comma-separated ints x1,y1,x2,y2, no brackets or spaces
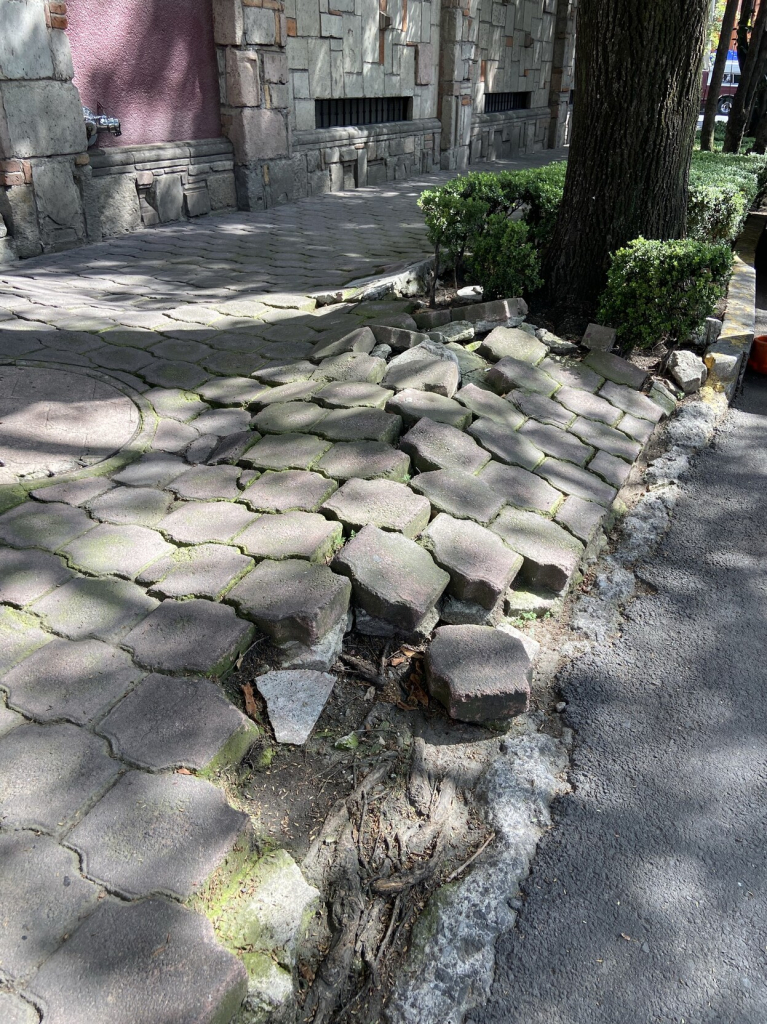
471,106,551,128
89,138,235,174
292,118,443,150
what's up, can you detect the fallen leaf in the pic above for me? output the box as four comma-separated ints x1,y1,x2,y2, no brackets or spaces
242,682,259,720
410,677,429,706
402,647,418,657
390,656,406,667
620,933,632,942
175,767,193,776
298,963,316,983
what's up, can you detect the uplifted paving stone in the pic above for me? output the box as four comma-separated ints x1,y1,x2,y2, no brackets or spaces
554,494,608,545
313,381,393,409
315,407,402,443
554,385,622,425
136,544,253,599
31,476,114,507
113,452,187,488
422,514,522,608
0,830,100,980
508,389,573,429
152,418,200,454
197,376,270,406
0,547,75,606
122,598,254,675
252,401,328,435
239,470,337,512
485,356,558,397
445,342,489,384
322,478,430,537
169,465,242,500
315,440,410,482
478,326,547,365
426,624,531,723
0,607,53,675
98,673,257,772
208,429,260,465
455,383,525,429
191,408,251,436
382,346,460,397
235,511,342,562
310,325,376,360
252,360,317,385
3,638,143,725
241,432,330,471
478,460,562,514
582,323,616,351
249,381,320,407
0,992,38,1024
0,722,120,833
60,523,175,579
32,577,159,643
583,350,647,389
569,416,642,462
490,507,584,593
535,457,618,507
315,351,386,384
616,411,656,443
519,419,594,466
468,417,543,471
158,501,258,543
255,669,336,744
332,525,449,631
0,501,94,552
588,450,633,489
429,321,475,344
599,379,665,422
410,469,504,524
227,559,351,645
141,359,209,390
370,325,430,351
144,387,208,422
540,356,603,393
87,485,174,527
401,418,490,474
386,388,471,428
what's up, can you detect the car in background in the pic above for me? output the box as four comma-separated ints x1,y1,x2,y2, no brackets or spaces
701,58,741,116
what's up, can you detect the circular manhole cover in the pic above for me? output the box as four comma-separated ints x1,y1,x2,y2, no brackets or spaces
0,365,141,478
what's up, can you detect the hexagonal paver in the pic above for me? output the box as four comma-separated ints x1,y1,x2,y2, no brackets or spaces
400,418,490,474
315,440,410,482
112,452,187,488
313,381,393,409
599,380,665,422
478,460,563,514
490,507,584,594
150,339,214,364
382,346,460,397
252,400,328,435
97,674,257,772
152,418,199,454
140,359,209,390
0,606,52,676
569,416,643,462
518,420,594,467
0,722,120,833
241,432,330,471
540,357,603,393
314,407,402,443
385,388,471,429
508,389,574,429
208,429,261,465
60,524,175,579
253,360,317,385
144,387,208,422
315,351,386,383
422,514,523,609
168,465,242,501
535,457,618,507
249,381,320,407
583,350,647,389
86,485,174,527
157,501,258,544
478,326,547,364
588,449,633,489
197,376,270,406
485,356,558,397
468,417,543,472
554,385,622,425
239,470,337,512
554,495,608,544
454,383,525,430
136,544,253,599
191,408,251,436
227,559,351,645
321,478,431,538
255,669,336,745
616,411,656,443
0,991,39,1024
3,638,143,725
235,511,342,562
31,476,114,507
0,501,94,552
310,325,376,360
31,577,159,643
121,598,254,675
410,469,505,524
0,548,75,606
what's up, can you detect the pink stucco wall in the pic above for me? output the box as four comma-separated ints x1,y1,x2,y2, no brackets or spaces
66,0,222,147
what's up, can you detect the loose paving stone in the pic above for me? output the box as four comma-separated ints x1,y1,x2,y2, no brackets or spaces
451,297,527,331
588,449,633,489
445,342,490,384
275,609,350,671
140,359,209,390
617,411,656,443
0,548,76,606
478,326,547,365
252,360,317,385
168,465,242,501
468,417,543,471
599,379,665,422
478,459,563,514
535,456,618,507
426,624,531,723
29,897,247,1024
428,321,475,344
385,388,472,428
191,408,252,436
370,325,431,351
410,469,505,524
235,511,343,562
113,452,187,488
310,326,376,360
519,419,594,466
152,418,200,454
313,380,393,409
249,380,321,407
144,387,208,422
569,416,643,462
315,351,387,384
322,478,431,538
239,470,337,512
0,830,100,980
252,401,328,435
422,514,523,608
554,385,622,425
455,383,525,429
0,607,53,675
438,591,506,627
310,406,401,444
0,501,94,552
0,722,120,833
122,598,254,675
401,418,491,474
197,376,270,406
0,990,40,1023
255,669,336,744
507,389,572,429
32,577,159,643
60,523,175,579
536,329,578,357
315,440,410,482
490,507,584,594
506,588,559,617
87,485,174,527
227,559,351,645
3,638,143,725
187,433,223,464
208,429,260,465
98,673,257,772
158,500,258,544
485,356,558,397
30,477,114,507
539,356,603,393
382,346,461,397
332,525,449,631
136,544,253,599
582,323,616,351
554,494,608,545
648,380,678,417
583,349,648,389
241,432,330,471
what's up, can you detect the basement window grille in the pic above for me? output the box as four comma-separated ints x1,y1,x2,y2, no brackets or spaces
314,97,411,129
483,91,532,114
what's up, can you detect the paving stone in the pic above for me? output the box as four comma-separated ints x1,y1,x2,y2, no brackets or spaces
60,523,175,579
332,524,449,631
252,401,328,435
315,440,410,482
454,383,525,429
582,323,616,351
32,577,159,643
599,379,665,422
422,514,522,609
0,501,94,552
313,381,393,409
315,351,387,384
0,991,39,1024
239,470,337,512
202,350,267,377
0,722,120,833
426,624,531,723
519,419,594,466
31,477,114,507
152,418,200,454
410,469,504,524
182,433,217,464
144,387,208,422
310,326,376,360
197,376,270,406
87,485,174,527
89,344,153,373
445,342,490,384
312,406,403,444
438,591,507,627
370,325,431,351
322,478,431,538
122,598,254,675
113,452,187,488
3,638,143,725
506,389,570,429
0,830,100,980
0,607,53,676
583,350,648,389
151,339,214,364
535,457,618,507
227,559,351,646
252,360,317,385
385,388,471,428
648,380,678,417
505,588,559,617
235,511,343,562
478,460,562,514
490,507,584,594
191,408,252,436
478,327,547,365
382,346,461,397
274,610,350,672
451,297,527,330
539,357,603,393
0,547,76,606
158,500,258,544
168,465,242,500
241,432,330,471
617,411,656,443
98,673,257,772
401,418,490,474
468,417,543,471
255,669,336,745
136,544,253,599
355,604,439,641
249,381,321,406
554,385,622,425
554,495,608,545
428,321,475,344
569,416,643,462
0,704,24,736
140,359,209,390
485,356,558,397
208,429,260,465
588,450,633,489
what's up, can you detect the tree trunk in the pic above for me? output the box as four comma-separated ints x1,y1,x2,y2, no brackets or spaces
701,0,740,150
545,0,709,322
737,0,755,70
723,0,767,151
749,98,767,152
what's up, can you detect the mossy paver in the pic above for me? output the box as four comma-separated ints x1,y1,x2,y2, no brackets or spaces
554,495,608,545
410,468,505,524
0,606,53,675
197,376,270,406
313,380,394,409
254,669,336,745
422,514,523,609
386,388,472,429
32,576,159,643
583,350,648,389
588,450,633,489
616,411,656,443
468,417,543,471
253,360,317,385
60,523,175,579
158,501,258,544
31,476,114,507
0,547,75,605
382,346,461,397
322,478,431,537
239,469,337,512
113,452,187,488
490,507,584,594
208,429,260,465
315,351,387,383
478,459,563,514
401,417,491,474
252,401,328,435
519,419,595,467
144,387,208,421
191,408,251,436
315,440,410,482
485,355,558,397
554,385,622,425
241,432,330,471
478,327,547,365
508,388,574,429
599,379,665,422
454,383,525,429
535,456,618,507
169,465,242,501
0,501,94,552
141,359,209,390
87,485,175,527
249,380,320,406
540,356,603,393
314,406,402,443
570,415,642,462
136,544,253,600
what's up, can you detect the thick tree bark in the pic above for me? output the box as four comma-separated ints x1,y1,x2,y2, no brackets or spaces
545,0,709,321
737,0,756,70
701,0,740,150
723,0,767,151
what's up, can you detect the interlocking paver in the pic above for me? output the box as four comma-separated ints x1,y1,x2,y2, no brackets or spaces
535,457,618,507
144,387,208,421
519,419,595,466
86,485,174,527
508,388,574,428
478,459,563,514
410,469,505,524
588,450,634,489
239,469,337,512
158,500,258,544
253,360,317,385
235,511,343,562
249,380,320,406
583,350,648,389
208,429,260,465
313,380,394,409
152,418,200,454
168,465,242,500
554,385,622,425
322,478,431,537
422,514,523,608
31,477,114,507
478,327,547,365
136,544,253,599
468,417,543,471
315,440,410,482
60,523,175,579
197,376,270,406
150,339,214,364
485,355,558,397
32,576,159,643
315,351,387,383
454,383,525,429
112,452,187,488
490,507,584,594
0,548,76,606
0,501,94,552
616,411,656,443
401,417,491,474
382,346,461,397
540,356,603,393
569,416,643,462
386,388,472,428
252,400,328,434
0,607,52,675
140,359,209,390
554,494,608,544
314,406,403,443
241,432,330,471
599,379,665,422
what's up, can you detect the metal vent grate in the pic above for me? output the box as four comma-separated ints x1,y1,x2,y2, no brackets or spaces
483,91,532,114
315,97,411,129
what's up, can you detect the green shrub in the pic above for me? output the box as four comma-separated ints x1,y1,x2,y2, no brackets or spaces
598,237,732,350
465,216,543,300
688,149,767,242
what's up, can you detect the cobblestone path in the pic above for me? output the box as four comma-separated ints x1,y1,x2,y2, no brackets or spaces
0,149,676,1024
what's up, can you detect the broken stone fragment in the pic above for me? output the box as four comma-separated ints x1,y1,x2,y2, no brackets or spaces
255,669,336,744
581,323,616,352
668,349,707,394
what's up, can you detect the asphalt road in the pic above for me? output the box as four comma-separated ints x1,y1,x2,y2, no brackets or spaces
472,370,767,1023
